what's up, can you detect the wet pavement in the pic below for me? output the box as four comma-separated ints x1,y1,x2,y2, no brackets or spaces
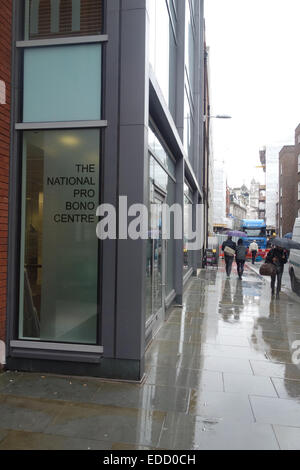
1,262,300,450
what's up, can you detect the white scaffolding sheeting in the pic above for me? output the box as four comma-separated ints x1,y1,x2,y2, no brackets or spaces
265,146,280,228
213,161,227,226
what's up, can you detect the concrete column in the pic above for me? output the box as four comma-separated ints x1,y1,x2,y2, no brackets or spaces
114,1,149,376
174,157,184,304
101,0,121,358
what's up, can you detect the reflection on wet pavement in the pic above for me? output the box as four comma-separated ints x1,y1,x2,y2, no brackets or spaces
1,263,300,449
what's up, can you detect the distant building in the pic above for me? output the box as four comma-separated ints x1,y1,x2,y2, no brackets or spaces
258,185,266,221
213,160,229,232
278,146,296,236
295,124,300,222
259,146,280,232
229,190,247,230
249,179,260,219
278,124,300,236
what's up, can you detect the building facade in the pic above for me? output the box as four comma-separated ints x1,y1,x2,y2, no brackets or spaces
258,185,266,221
295,124,300,222
1,0,208,380
259,146,280,232
278,146,296,236
229,189,247,230
0,0,12,361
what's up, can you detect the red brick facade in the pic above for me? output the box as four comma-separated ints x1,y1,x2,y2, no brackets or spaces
0,0,12,343
279,146,297,236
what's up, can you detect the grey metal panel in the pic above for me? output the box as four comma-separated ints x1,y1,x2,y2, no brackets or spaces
10,341,103,354
15,121,108,130
116,124,148,361
114,3,148,364
101,0,121,358
6,0,24,358
122,0,147,11
9,348,103,364
174,157,184,304
16,35,108,48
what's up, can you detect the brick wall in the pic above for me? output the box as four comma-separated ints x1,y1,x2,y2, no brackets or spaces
0,0,12,344
295,125,300,220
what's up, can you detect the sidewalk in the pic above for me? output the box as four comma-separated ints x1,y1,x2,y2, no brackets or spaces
247,260,300,303
1,262,300,450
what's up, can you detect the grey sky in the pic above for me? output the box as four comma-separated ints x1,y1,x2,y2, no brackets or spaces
204,0,300,188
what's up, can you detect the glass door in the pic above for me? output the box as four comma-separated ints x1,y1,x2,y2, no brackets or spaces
146,188,166,340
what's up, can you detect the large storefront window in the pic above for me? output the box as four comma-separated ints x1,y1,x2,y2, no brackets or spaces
19,129,100,344
25,0,103,40
146,126,176,328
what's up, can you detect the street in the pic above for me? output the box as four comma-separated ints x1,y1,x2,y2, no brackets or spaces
1,261,300,450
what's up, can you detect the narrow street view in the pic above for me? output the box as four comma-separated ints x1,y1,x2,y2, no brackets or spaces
1,0,300,455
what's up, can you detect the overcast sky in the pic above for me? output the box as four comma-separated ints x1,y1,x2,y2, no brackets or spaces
204,0,300,188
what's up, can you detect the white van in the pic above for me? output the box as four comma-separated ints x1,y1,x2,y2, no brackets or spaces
289,218,300,295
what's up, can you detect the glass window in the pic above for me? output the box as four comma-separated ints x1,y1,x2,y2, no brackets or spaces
166,177,175,295
146,154,176,322
23,44,102,123
183,85,194,161
19,129,100,344
298,183,300,201
185,0,195,95
25,0,103,40
298,154,300,173
148,126,176,178
149,0,177,118
183,194,193,273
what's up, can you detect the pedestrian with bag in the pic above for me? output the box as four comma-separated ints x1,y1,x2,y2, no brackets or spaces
249,240,259,265
222,236,237,278
265,246,288,299
235,238,248,280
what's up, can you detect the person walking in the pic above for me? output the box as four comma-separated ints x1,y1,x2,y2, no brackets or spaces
222,236,237,278
235,238,248,280
265,246,288,299
249,240,259,265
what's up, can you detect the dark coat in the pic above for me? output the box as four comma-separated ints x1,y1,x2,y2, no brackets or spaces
222,239,237,257
266,248,288,272
236,246,248,261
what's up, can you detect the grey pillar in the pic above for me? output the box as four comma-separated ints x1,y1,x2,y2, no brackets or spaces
114,1,149,376
174,157,184,304
101,0,121,358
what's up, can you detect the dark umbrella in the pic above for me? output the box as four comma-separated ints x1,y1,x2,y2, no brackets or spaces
227,231,246,237
272,237,300,250
284,233,293,239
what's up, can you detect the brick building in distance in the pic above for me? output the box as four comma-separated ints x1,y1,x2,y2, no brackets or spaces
278,124,300,237
0,0,12,357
